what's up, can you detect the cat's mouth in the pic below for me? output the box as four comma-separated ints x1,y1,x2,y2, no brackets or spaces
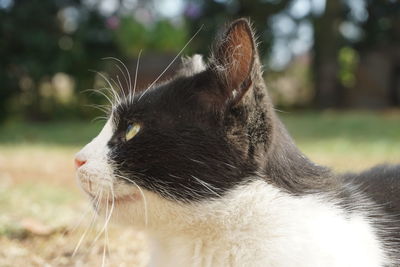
77,175,141,206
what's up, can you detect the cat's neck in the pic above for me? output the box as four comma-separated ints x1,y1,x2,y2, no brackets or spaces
242,80,335,195
263,117,336,195
147,180,280,267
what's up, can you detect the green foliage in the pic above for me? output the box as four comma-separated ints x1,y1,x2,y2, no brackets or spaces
115,18,188,57
338,47,359,88
184,0,291,58
115,17,149,57
1,0,399,122
0,0,120,121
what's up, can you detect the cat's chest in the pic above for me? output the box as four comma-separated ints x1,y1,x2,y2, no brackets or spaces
147,181,387,267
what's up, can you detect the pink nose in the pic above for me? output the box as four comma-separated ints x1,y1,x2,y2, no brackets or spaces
75,158,87,169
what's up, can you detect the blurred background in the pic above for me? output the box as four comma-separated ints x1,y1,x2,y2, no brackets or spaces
0,0,399,266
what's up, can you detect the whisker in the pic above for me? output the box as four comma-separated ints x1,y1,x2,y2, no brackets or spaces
192,175,222,197
115,174,149,227
67,189,102,236
89,70,121,106
109,76,125,101
91,188,115,248
82,88,114,107
101,188,114,267
105,59,130,98
138,25,204,101
52,189,102,265
103,61,128,101
84,103,111,114
116,74,127,100
91,116,109,123
131,49,143,102
102,57,132,98
72,189,103,257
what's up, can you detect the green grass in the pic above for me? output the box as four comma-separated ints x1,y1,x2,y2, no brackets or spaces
0,182,79,218
0,120,104,146
280,111,400,170
281,111,400,143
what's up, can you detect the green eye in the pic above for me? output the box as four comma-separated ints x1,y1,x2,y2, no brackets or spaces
125,123,141,141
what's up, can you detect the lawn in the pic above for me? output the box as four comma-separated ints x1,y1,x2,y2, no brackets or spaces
0,110,399,266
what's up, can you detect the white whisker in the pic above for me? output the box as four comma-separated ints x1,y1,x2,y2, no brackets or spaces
91,187,115,249
72,189,103,257
84,103,111,114
102,57,132,98
89,70,121,106
131,49,143,102
138,25,204,101
82,88,114,107
67,189,101,235
116,75,126,100
192,175,221,197
115,174,149,227
105,61,128,101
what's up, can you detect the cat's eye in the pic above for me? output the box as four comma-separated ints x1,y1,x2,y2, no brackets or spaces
125,123,141,141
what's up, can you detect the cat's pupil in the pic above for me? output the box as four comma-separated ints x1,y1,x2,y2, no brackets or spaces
126,124,132,132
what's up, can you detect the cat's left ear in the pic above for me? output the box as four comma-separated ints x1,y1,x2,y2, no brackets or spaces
210,18,256,106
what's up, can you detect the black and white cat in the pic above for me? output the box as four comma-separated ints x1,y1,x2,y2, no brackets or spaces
75,19,400,267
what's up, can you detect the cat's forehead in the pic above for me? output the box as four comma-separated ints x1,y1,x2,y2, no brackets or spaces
114,70,217,123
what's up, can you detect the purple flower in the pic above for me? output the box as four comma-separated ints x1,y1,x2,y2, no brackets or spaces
106,16,120,30
184,3,202,19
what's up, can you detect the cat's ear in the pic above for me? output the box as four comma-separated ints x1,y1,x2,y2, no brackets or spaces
210,18,256,106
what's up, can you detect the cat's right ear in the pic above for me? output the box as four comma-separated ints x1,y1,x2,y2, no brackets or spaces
206,18,257,108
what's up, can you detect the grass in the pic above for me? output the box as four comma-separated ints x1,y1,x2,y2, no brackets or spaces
280,110,400,171
0,110,399,266
0,120,104,146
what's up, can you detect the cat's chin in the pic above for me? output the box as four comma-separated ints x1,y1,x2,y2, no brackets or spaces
87,192,141,207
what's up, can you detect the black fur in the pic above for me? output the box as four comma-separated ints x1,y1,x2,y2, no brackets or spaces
108,71,257,201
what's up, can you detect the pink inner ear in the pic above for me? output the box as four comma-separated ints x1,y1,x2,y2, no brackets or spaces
216,20,255,92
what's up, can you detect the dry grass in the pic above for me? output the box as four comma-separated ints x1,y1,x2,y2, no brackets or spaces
0,146,148,266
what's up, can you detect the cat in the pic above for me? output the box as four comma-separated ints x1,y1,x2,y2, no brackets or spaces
75,18,400,267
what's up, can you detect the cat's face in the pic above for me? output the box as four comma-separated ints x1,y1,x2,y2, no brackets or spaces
75,19,272,228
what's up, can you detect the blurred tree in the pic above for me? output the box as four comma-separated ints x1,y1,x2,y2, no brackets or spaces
0,0,119,121
0,0,190,122
312,0,344,108
183,0,291,59
1,0,399,121
351,0,400,107
115,17,187,57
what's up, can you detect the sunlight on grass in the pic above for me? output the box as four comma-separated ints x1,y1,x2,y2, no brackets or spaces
280,111,400,171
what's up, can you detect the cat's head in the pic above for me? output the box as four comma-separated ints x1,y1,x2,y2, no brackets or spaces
75,19,275,228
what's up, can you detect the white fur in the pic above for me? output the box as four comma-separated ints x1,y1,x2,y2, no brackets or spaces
76,119,389,267
178,54,206,77
75,119,114,193
75,118,137,200
140,181,387,267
